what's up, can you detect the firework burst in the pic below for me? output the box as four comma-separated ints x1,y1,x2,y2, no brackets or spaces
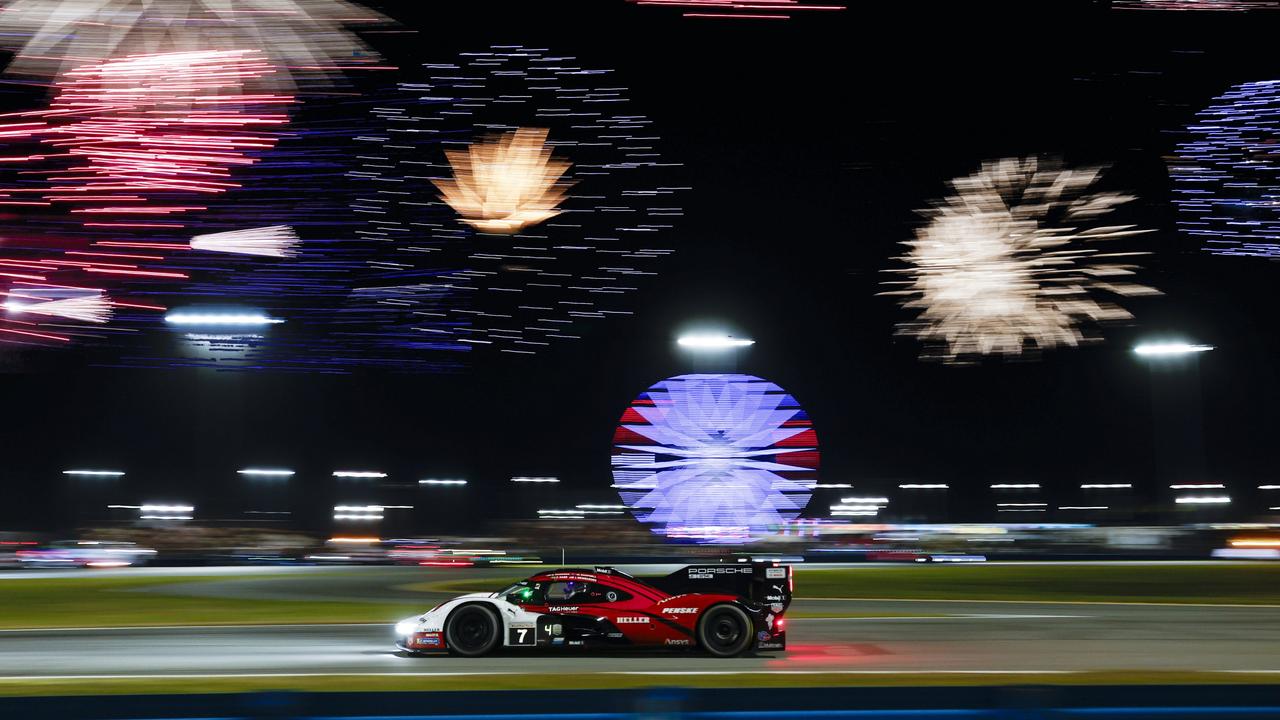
882,157,1159,363
0,0,387,92
433,128,573,234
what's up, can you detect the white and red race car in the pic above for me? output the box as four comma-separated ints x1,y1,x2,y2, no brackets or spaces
395,563,792,657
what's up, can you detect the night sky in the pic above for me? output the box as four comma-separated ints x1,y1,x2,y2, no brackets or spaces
4,1,1280,532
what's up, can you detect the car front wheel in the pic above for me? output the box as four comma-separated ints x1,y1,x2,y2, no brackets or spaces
444,604,501,657
697,604,753,657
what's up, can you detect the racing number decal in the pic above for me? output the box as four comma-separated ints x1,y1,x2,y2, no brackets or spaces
508,626,535,646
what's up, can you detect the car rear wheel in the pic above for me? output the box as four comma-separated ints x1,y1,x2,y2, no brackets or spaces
697,604,753,657
445,604,501,657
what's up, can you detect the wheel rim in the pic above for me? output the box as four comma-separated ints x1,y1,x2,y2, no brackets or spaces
708,612,743,649
454,611,492,650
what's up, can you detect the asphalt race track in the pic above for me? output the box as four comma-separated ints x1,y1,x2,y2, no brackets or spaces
2,566,1279,679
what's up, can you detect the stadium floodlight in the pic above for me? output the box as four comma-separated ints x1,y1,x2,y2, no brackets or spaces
997,502,1047,507
831,504,881,513
62,469,124,477
238,468,295,477
990,483,1040,489
1081,483,1132,489
1258,485,1280,490
1134,343,1214,356
840,496,889,504
810,483,853,489
333,471,387,479
1175,496,1231,505
538,508,622,516
1170,483,1225,489
139,503,194,520
899,484,949,489
1060,506,1109,510
576,504,627,510
164,312,284,326
419,479,468,486
512,476,559,483
676,334,755,350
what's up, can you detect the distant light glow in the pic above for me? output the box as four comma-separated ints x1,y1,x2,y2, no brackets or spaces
676,334,755,350
511,476,559,483
1176,496,1232,505
1060,506,1109,510
1081,483,1132,489
1229,538,1280,548
333,471,387,479
63,470,124,477
1134,343,1214,356
899,484,949,489
991,483,1040,489
840,496,889,504
165,312,284,327
576,504,627,510
810,483,853,489
997,503,1048,507
419,479,467,486
238,468,295,477
1257,485,1280,490
1170,483,1225,489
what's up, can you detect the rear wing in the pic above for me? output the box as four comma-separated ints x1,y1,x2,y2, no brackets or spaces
651,562,793,614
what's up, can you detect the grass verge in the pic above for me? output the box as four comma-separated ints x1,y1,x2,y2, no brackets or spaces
0,575,422,630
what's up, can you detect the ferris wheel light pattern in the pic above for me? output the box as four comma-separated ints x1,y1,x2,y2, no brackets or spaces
612,373,819,544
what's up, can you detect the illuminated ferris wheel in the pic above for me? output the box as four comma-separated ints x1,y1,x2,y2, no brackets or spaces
611,373,819,543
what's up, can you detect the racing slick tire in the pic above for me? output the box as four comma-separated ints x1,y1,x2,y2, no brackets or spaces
444,604,502,657
697,603,754,657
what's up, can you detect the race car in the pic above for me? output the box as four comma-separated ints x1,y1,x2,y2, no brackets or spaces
394,562,792,657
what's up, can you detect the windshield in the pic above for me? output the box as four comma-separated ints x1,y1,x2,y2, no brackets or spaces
498,581,544,605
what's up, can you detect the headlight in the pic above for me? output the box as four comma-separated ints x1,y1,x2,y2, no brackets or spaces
395,618,419,636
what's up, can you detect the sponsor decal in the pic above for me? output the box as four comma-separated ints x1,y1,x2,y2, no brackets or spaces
758,631,771,642
661,607,698,614
664,638,691,646
548,606,579,613
551,637,565,645
412,633,442,647
771,603,785,613
765,567,787,579
688,567,753,575
510,622,534,629
615,617,649,624
765,594,785,602
607,632,624,638
757,641,784,650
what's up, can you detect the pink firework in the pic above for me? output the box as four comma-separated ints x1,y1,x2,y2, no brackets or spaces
0,49,292,344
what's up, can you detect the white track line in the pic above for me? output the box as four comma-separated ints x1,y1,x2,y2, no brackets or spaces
799,597,1280,609
800,614,1087,621
0,623,387,634
6,669,1280,681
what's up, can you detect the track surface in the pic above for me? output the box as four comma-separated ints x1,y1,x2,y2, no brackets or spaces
2,565,1279,678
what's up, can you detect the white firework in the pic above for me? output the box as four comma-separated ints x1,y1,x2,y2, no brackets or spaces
191,225,300,258
883,157,1159,362
4,292,112,323
0,0,387,89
